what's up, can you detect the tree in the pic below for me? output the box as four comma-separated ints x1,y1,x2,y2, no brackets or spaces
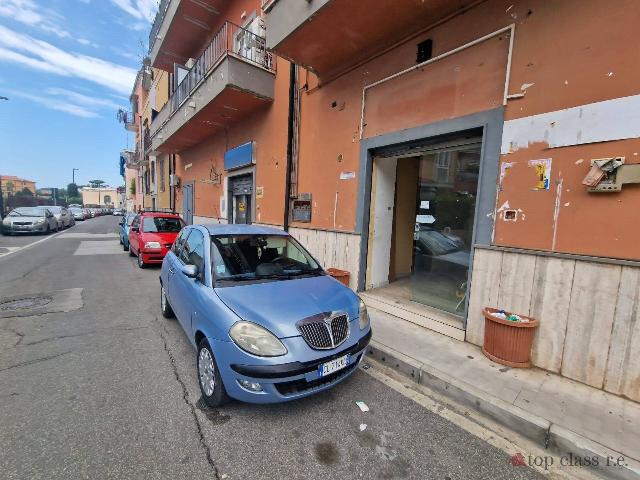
15,187,33,197
5,181,14,194
130,178,136,196
88,179,106,188
67,183,79,197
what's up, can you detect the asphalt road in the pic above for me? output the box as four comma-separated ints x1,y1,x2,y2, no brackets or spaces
0,216,544,480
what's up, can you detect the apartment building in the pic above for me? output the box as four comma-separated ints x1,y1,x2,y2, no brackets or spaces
143,0,640,401
1,175,36,197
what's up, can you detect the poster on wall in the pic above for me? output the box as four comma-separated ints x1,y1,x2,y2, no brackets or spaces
528,158,552,190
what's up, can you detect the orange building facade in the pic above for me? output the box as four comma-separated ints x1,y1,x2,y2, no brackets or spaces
143,0,640,400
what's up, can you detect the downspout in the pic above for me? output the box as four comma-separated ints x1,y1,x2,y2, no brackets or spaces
283,62,296,231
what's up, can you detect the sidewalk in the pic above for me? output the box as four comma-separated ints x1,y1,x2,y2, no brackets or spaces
366,307,640,480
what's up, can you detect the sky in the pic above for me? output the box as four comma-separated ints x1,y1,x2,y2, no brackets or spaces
0,0,158,189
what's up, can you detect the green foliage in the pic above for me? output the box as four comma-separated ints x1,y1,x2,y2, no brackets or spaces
88,179,105,188
67,196,82,205
15,187,34,197
129,178,136,195
67,183,79,197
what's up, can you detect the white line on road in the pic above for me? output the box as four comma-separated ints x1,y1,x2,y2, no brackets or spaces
362,361,597,480
0,230,66,260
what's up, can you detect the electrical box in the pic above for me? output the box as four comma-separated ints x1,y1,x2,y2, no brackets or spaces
292,193,312,222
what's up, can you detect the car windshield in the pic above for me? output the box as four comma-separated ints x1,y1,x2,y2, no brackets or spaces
142,216,184,233
211,234,321,282
48,207,62,213
9,207,46,217
416,229,461,256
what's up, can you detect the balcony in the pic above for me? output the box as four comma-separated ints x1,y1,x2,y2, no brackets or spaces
151,21,276,153
265,0,475,80
149,0,227,72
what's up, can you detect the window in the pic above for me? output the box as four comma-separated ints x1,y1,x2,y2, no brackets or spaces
211,234,320,282
172,229,190,256
434,152,451,184
142,216,184,233
417,38,433,63
180,229,205,274
159,157,165,192
104,195,111,205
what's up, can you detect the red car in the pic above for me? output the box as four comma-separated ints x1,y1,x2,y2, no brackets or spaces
128,212,185,268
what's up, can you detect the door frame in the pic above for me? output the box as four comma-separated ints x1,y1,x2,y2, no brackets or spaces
182,181,194,225
355,108,504,328
226,166,256,224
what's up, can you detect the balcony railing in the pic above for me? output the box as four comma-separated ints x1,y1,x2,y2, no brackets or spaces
169,21,275,115
143,126,151,153
149,0,171,54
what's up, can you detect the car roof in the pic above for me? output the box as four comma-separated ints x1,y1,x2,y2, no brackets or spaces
200,224,289,236
139,212,180,217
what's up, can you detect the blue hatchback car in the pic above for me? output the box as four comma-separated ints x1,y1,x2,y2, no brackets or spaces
118,212,136,251
159,224,371,406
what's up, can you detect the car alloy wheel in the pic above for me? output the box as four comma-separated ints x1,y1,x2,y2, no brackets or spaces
196,340,230,408
198,348,216,397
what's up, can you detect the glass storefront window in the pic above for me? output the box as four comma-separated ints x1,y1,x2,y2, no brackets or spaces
410,145,480,315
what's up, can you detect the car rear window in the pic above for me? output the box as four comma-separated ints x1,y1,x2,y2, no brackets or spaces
142,216,184,233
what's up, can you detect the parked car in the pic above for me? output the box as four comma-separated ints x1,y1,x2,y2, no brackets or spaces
128,212,185,268
69,207,85,221
47,206,74,229
118,212,137,251
1,206,59,234
113,208,123,216
82,208,91,219
159,224,372,407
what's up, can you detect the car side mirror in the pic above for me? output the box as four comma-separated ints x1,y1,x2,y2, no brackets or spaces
131,226,139,232
181,264,198,278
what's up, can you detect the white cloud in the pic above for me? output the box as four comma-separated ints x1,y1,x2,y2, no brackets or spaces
111,0,157,22
0,25,136,95
0,0,98,47
5,86,127,118
77,38,98,48
5,89,98,117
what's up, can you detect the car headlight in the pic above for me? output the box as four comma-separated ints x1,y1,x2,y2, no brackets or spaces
229,322,287,357
358,298,370,330
144,241,161,249
2,218,10,226
34,219,45,225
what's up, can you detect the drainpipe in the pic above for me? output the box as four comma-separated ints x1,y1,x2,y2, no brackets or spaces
283,62,296,231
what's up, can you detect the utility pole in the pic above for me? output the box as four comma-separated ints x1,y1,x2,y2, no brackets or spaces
72,168,79,185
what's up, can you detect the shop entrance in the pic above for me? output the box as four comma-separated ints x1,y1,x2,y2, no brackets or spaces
366,136,481,318
228,174,253,224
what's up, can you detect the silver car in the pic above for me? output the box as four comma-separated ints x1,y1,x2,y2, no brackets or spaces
1,207,59,235
47,206,75,229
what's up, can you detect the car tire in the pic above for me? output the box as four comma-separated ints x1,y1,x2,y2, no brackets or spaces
45,225,50,235
129,245,135,257
197,339,230,408
123,242,129,251
160,284,174,318
137,251,146,268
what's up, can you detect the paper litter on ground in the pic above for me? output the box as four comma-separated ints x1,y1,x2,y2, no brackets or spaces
356,401,369,412
359,424,367,431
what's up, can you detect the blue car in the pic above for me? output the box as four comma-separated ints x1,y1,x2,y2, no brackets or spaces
118,212,136,251
159,224,371,406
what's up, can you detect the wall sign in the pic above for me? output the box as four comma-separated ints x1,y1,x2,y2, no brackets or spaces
224,141,255,171
292,195,312,222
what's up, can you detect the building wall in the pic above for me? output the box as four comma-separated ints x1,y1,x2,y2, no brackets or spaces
81,188,119,206
1,176,36,195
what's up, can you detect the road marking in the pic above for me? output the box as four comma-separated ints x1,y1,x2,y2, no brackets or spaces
362,361,598,480
73,240,122,255
58,233,118,239
0,230,65,260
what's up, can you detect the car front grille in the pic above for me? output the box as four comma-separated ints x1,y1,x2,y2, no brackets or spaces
297,313,350,350
13,222,32,226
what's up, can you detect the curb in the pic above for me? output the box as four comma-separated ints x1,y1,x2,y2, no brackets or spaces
366,340,640,480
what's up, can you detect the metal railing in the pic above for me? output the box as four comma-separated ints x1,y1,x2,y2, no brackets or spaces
149,0,171,53
143,126,151,153
170,21,275,114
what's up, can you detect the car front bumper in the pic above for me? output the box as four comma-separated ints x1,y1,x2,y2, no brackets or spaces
2,223,48,233
140,247,170,264
212,327,372,404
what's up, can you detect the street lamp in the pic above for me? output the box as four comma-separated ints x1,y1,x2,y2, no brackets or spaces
72,168,79,184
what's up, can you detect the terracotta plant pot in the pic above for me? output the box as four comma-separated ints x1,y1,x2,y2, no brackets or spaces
482,307,539,368
327,268,350,287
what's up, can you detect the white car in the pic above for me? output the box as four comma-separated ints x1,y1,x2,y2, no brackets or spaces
46,206,75,229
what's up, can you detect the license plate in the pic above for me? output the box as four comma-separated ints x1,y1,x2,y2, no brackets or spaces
318,354,350,377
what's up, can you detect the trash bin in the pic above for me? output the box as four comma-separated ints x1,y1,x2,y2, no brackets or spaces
327,268,350,287
482,307,539,368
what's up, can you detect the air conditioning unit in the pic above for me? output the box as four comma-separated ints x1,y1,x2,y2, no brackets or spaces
185,58,196,69
169,174,180,187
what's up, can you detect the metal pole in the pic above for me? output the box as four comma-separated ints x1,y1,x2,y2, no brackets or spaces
0,174,4,219
72,168,78,184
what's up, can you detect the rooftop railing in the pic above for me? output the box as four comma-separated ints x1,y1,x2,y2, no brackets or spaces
149,0,171,53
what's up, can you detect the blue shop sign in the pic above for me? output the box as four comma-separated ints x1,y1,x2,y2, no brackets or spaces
224,141,255,171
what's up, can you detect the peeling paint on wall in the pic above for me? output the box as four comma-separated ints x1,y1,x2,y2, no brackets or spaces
501,95,640,154
551,175,563,251
499,161,515,190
